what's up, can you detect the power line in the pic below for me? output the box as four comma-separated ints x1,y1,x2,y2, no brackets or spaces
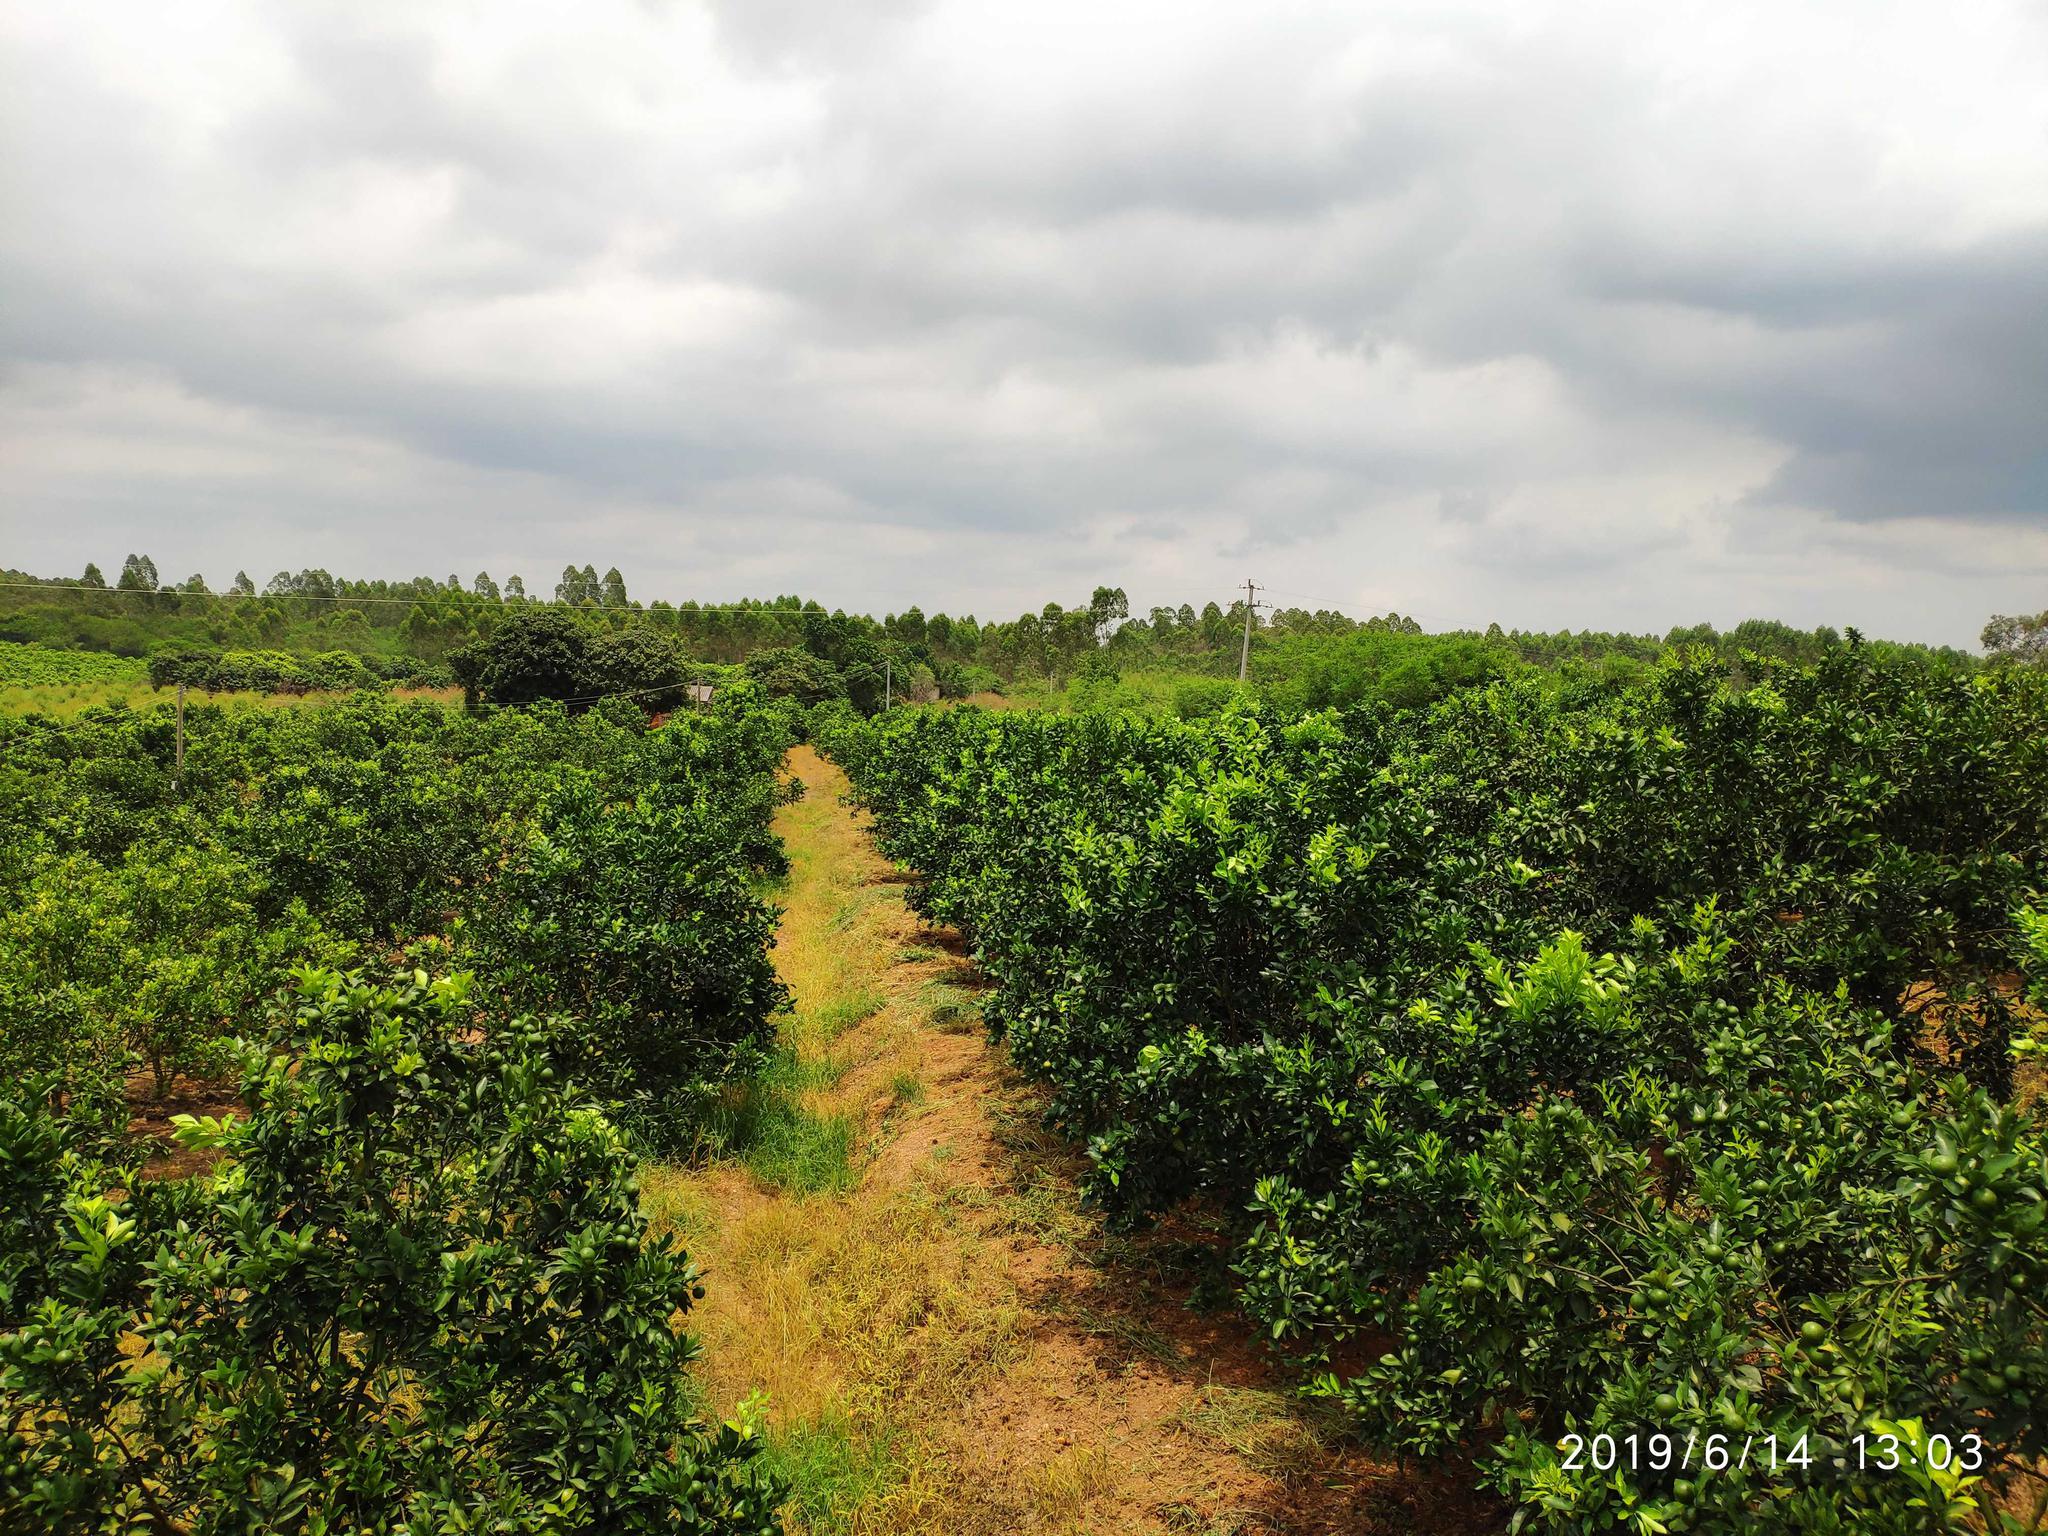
553,678,712,708
1253,584,1388,614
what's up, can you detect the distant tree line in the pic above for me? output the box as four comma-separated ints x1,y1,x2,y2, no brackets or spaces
1,557,2011,716
1984,608,2048,666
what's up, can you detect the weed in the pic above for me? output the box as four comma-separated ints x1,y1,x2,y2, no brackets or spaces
683,1180,1025,1534
999,1179,1091,1251
1159,1505,1266,1536
1026,1440,1119,1525
887,1070,925,1108
1043,1297,1184,1368
637,1165,715,1240
759,1412,906,1533
922,985,983,1034
813,989,885,1039
1172,1383,1331,1483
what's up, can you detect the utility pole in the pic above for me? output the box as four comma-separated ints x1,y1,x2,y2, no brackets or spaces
174,682,185,790
1237,579,1259,684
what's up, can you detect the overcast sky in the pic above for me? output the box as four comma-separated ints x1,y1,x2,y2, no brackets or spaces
4,1,2045,645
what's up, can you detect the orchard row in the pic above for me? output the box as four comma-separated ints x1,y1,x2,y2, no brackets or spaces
828,647,2048,1533
2,690,801,1532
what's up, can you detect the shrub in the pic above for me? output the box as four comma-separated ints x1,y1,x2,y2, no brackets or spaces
467,782,788,1148
1171,675,1236,718
0,843,346,1103
300,649,377,691
0,966,783,1535
146,648,386,695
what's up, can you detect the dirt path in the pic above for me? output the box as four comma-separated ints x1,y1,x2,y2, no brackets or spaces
645,745,1488,1536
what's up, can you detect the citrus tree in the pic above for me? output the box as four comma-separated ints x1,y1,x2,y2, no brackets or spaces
0,967,782,1535
827,646,2048,1530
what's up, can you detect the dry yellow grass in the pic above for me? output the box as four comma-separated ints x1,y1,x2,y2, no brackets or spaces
1028,1440,1123,1525
1170,1384,1332,1484
643,746,1027,1535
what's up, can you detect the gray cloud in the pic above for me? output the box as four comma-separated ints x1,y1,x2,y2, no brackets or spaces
3,0,2045,644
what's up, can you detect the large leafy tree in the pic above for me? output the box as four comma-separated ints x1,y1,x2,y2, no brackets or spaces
745,644,843,706
1088,584,1129,642
461,614,687,709
584,625,686,702
554,565,597,606
475,607,591,705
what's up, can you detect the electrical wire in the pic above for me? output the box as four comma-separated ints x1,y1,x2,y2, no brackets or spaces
1253,584,1391,614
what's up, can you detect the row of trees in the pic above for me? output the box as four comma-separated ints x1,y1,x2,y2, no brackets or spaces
828,646,2048,1532
146,646,450,693
0,690,796,1130
1,688,802,1528
6,560,2028,702
7,560,1456,687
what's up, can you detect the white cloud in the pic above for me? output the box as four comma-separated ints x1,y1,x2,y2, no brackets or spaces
3,0,2045,644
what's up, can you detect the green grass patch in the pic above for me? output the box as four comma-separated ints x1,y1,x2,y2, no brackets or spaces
887,1070,924,1108
741,1099,856,1195
698,1050,857,1195
773,1048,849,1094
810,988,885,1040
759,1411,907,1534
